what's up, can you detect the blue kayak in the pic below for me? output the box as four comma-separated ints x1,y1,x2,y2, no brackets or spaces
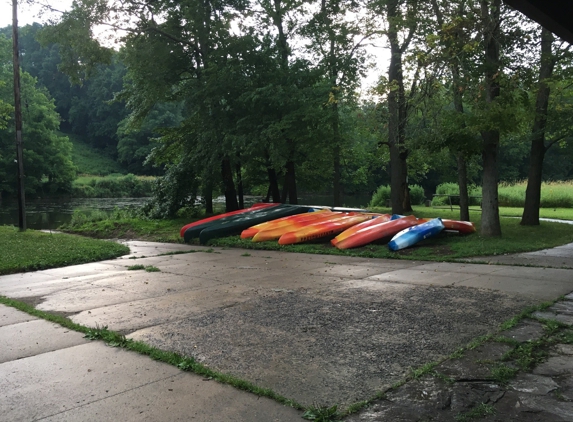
388,218,445,251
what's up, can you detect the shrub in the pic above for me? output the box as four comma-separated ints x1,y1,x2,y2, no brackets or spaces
368,185,391,208
368,184,425,207
432,183,482,207
72,174,155,198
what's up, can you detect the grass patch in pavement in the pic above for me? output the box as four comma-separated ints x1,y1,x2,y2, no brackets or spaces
455,403,496,421
0,295,304,412
0,226,129,275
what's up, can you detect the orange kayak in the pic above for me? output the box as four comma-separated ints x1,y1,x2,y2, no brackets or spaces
278,214,372,245
241,209,334,239
179,203,277,237
331,214,392,246
418,218,476,234
333,215,419,250
251,212,345,242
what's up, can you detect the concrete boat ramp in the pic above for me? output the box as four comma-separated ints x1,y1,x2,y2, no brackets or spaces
2,240,573,421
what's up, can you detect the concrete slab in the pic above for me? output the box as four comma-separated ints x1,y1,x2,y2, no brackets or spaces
0,305,35,327
0,319,88,363
0,342,180,421
128,286,532,406
365,268,480,286
488,266,573,283
36,285,150,313
456,275,573,300
41,372,301,421
71,285,257,332
116,240,200,259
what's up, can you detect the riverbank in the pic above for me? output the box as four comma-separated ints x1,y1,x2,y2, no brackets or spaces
60,206,573,263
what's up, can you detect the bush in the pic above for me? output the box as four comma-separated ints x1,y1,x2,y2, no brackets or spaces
432,183,482,207
368,185,391,208
72,174,155,198
368,184,425,208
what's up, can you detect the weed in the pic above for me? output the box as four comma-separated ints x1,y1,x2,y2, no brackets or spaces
490,364,519,384
303,404,341,421
455,403,496,422
241,253,251,257
410,362,438,379
145,266,160,272
128,264,145,271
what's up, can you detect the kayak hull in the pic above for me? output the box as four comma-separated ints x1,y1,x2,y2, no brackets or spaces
278,214,372,245
180,203,277,238
199,205,312,245
388,218,445,251
434,219,476,234
251,212,344,242
241,209,333,239
331,214,391,246
333,215,419,250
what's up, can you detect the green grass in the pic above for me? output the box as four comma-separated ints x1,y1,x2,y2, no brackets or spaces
455,403,496,422
0,226,130,275
430,181,573,209
66,131,126,176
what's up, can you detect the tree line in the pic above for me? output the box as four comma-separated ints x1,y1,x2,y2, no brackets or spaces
1,0,573,237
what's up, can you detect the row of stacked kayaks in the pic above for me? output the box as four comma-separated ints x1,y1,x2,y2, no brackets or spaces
180,203,476,251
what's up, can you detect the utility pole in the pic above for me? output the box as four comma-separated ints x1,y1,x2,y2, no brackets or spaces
12,0,26,231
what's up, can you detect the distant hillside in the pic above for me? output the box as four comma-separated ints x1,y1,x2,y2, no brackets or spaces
64,132,126,176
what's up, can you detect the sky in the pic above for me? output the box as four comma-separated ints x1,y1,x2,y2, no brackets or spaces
0,0,73,28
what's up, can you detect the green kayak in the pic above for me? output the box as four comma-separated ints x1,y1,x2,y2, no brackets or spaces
198,204,312,244
183,205,280,243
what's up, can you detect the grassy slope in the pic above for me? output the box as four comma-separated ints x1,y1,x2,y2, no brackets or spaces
65,131,126,176
61,206,573,261
0,226,130,275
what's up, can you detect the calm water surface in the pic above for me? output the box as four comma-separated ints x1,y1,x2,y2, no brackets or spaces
0,197,149,230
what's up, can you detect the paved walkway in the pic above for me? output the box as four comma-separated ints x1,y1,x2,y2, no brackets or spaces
1,240,573,420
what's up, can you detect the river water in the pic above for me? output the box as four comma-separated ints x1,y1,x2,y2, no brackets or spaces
0,197,149,230
0,192,372,231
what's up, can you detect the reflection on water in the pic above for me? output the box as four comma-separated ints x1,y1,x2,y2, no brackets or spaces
0,197,149,230
0,192,372,231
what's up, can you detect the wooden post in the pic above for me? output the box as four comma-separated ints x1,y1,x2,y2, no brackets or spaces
12,0,26,231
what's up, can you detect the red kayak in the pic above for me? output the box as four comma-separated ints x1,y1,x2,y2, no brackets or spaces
333,215,419,250
418,218,476,234
179,203,278,237
331,214,391,247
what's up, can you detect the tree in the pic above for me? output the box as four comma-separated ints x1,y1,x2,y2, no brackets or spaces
521,28,572,225
0,35,75,196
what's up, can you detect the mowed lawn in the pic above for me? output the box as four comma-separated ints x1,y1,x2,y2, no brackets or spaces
0,226,130,275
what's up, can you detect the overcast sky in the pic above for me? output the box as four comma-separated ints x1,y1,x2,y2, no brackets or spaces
0,0,72,28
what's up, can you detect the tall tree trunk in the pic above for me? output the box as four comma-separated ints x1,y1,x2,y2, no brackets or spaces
457,152,470,221
203,179,213,214
479,0,502,237
221,157,239,212
284,160,298,204
333,143,342,207
387,0,410,215
236,162,244,209
451,63,470,221
521,28,555,226
267,166,281,203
